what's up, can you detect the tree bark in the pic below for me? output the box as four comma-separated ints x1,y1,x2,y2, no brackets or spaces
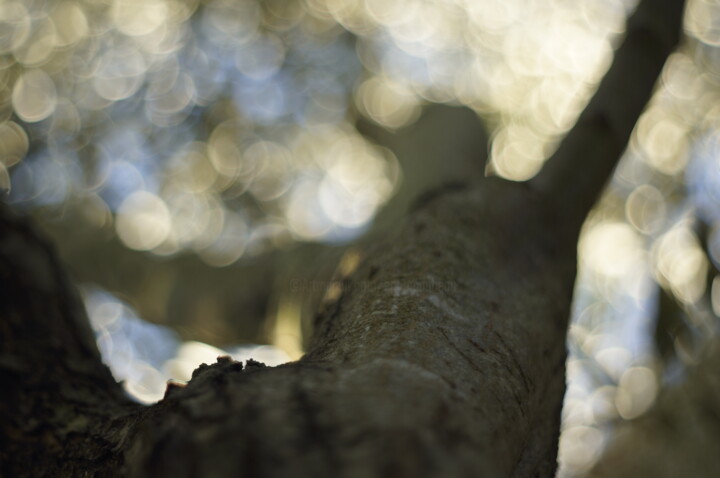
0,179,577,478
0,0,683,476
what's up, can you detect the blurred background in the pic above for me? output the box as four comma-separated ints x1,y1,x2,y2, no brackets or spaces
2,0,720,475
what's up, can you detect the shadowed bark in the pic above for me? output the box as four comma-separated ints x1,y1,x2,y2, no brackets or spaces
0,0,684,476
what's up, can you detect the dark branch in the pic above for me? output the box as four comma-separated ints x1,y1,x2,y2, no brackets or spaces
0,202,137,475
531,0,685,226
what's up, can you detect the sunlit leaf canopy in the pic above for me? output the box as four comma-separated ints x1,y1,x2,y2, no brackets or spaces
3,0,720,476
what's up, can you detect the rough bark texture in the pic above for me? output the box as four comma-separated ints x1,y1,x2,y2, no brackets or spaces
0,179,577,478
0,1,683,476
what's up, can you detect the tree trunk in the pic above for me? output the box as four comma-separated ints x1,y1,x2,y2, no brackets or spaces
0,1,683,476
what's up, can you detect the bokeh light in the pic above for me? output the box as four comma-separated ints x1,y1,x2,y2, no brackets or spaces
85,287,290,403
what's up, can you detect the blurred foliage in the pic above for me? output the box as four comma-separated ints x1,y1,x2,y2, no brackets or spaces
3,0,720,476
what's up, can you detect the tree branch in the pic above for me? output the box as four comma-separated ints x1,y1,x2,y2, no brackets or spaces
1,177,579,476
531,0,685,226
0,203,139,475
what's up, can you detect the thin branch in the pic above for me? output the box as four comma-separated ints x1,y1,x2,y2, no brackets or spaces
531,0,685,226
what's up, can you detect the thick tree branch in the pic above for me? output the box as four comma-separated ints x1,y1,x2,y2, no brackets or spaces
305,178,579,476
1,178,578,476
531,0,685,226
